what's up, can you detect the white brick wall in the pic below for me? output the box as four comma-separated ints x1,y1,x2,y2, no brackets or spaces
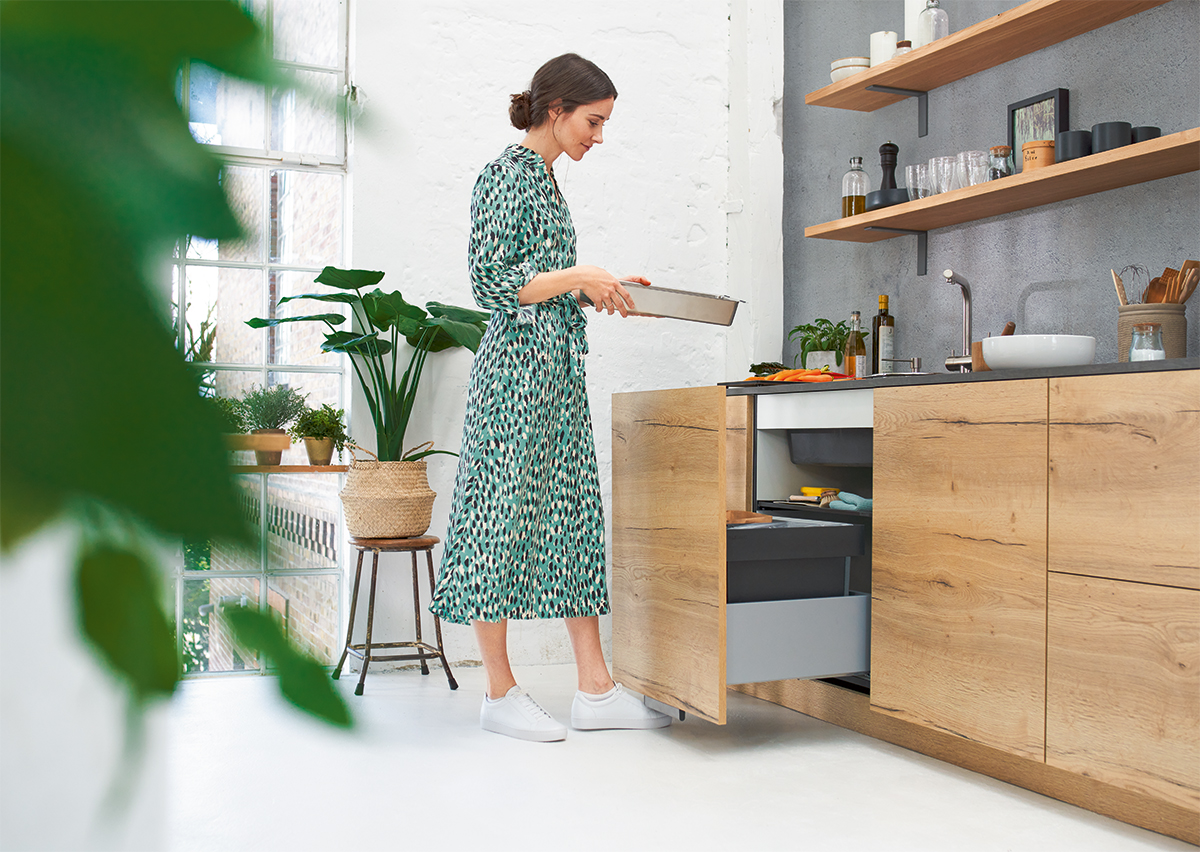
348,0,782,666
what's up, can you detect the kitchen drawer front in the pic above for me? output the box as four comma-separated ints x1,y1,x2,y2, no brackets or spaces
728,517,863,562
727,594,870,685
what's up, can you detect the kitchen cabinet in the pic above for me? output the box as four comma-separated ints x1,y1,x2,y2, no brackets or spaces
611,385,869,724
1048,371,1200,590
1046,573,1200,812
870,380,1049,760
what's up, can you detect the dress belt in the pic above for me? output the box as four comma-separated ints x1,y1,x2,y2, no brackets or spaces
513,302,587,379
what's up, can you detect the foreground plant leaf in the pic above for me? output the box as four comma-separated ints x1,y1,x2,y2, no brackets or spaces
76,546,178,702
224,607,353,728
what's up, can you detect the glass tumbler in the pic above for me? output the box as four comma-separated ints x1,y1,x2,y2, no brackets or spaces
959,150,989,186
905,163,929,200
930,155,957,194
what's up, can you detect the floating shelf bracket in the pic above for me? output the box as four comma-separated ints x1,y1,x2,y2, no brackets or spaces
865,85,929,137
865,226,927,276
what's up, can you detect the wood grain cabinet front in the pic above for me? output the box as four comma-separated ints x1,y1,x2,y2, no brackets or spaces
870,380,1049,760
611,386,869,725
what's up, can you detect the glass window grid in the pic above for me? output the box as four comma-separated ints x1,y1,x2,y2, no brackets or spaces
173,0,349,677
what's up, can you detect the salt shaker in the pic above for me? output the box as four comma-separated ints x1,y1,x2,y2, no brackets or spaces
1129,323,1166,361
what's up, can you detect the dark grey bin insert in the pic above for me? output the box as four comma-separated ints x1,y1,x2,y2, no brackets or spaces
788,428,873,467
726,517,864,604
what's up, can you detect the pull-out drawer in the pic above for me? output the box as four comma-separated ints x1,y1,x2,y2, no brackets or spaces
612,386,870,725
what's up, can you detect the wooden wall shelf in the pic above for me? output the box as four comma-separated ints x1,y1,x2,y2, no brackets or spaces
805,0,1170,113
805,128,1199,244
230,465,349,473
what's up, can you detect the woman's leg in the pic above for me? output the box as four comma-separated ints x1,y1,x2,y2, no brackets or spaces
473,619,518,699
564,615,616,694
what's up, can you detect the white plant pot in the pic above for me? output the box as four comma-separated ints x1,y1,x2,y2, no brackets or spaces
805,350,840,372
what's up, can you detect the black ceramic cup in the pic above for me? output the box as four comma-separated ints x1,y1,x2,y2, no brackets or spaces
1091,121,1132,153
1132,125,1162,143
1057,130,1092,161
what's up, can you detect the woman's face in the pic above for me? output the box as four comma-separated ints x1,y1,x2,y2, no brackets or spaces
551,97,614,161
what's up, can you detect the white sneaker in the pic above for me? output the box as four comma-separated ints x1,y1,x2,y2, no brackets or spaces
571,684,673,731
480,686,567,742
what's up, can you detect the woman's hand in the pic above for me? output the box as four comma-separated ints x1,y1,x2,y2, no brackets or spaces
576,266,634,317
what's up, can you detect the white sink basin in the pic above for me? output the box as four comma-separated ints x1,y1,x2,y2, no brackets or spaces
982,334,1097,369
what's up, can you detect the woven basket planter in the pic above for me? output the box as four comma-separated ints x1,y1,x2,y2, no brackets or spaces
339,446,436,539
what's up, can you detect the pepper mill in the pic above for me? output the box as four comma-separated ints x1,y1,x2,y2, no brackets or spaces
879,141,899,190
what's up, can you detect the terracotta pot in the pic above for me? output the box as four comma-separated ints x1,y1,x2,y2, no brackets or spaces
252,429,287,466
303,437,335,466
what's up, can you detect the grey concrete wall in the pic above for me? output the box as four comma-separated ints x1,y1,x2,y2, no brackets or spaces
782,0,1200,369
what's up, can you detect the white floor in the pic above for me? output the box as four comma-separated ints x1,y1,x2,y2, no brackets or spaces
167,664,1193,852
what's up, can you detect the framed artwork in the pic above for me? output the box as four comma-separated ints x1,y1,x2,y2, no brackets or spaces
1007,88,1069,166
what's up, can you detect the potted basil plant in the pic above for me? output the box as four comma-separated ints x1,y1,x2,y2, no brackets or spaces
788,318,852,372
247,267,488,537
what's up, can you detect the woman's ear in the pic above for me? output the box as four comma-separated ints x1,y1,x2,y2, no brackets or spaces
547,97,563,121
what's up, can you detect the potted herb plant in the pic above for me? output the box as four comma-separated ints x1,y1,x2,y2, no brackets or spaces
289,403,349,466
247,267,487,537
239,384,307,465
788,318,852,372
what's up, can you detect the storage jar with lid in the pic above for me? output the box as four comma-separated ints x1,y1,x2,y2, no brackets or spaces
915,0,948,48
988,145,1013,179
841,158,869,217
1129,323,1166,361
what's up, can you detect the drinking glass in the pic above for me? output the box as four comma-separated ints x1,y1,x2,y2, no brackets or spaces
930,155,957,194
959,150,990,186
905,163,930,200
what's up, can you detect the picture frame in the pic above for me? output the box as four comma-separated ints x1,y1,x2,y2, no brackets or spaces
1007,88,1069,166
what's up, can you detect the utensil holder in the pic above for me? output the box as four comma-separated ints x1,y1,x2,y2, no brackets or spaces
1117,304,1187,361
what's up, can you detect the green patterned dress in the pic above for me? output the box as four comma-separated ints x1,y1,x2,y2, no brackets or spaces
429,144,608,625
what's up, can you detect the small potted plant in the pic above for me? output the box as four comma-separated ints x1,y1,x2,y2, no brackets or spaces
239,384,307,465
788,318,852,372
289,404,350,466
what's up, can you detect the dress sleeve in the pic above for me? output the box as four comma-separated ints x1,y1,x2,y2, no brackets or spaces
467,163,539,316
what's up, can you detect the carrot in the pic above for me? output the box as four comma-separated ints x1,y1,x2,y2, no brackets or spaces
793,374,834,382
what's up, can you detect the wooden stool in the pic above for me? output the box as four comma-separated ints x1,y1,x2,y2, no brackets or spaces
332,536,458,695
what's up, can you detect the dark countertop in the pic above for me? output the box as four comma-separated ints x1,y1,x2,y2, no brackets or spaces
723,358,1199,396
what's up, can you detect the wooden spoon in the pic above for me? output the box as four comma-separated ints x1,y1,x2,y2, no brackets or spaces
1143,276,1167,303
1179,267,1199,304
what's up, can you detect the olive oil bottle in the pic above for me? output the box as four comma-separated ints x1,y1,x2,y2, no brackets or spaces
841,157,868,217
872,295,895,374
844,311,867,379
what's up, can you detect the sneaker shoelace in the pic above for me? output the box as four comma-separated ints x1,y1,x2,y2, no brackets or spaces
513,690,555,722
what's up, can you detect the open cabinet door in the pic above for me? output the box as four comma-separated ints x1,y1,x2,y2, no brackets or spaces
611,386,727,724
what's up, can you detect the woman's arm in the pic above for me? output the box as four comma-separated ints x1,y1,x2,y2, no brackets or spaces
519,267,651,316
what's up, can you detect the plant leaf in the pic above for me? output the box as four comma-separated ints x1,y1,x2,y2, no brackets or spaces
402,448,460,461
313,266,386,291
223,606,352,728
361,289,425,332
322,331,393,356
277,292,360,305
75,545,179,702
426,301,489,325
246,313,346,329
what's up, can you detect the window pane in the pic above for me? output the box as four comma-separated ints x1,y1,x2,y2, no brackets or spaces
267,574,340,666
269,169,342,267
268,270,347,368
185,266,264,365
274,0,341,68
189,62,266,150
271,70,339,158
185,477,263,569
181,576,261,673
266,477,341,570
188,167,264,263
269,371,343,464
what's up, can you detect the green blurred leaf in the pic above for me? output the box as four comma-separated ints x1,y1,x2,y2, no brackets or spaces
224,607,352,728
75,545,179,702
314,267,386,291
246,314,346,329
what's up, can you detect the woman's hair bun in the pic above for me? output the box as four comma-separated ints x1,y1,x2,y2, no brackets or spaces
508,90,533,130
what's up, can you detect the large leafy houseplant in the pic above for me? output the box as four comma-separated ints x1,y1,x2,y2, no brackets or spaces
248,267,488,462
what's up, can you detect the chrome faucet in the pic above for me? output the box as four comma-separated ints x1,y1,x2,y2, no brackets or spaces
943,268,973,372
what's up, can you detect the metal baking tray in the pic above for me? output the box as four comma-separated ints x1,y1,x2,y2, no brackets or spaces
581,283,741,326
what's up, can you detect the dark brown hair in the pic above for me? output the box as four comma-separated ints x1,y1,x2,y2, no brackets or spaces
509,53,617,131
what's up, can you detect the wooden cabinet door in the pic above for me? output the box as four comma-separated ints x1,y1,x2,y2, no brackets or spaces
611,386,728,724
1047,573,1200,811
1049,371,1200,590
871,380,1048,760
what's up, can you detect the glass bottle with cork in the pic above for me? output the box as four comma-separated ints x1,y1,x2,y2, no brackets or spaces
844,311,868,379
841,158,869,217
872,295,895,374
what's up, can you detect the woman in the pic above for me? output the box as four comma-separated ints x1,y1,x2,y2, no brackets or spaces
429,53,670,742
